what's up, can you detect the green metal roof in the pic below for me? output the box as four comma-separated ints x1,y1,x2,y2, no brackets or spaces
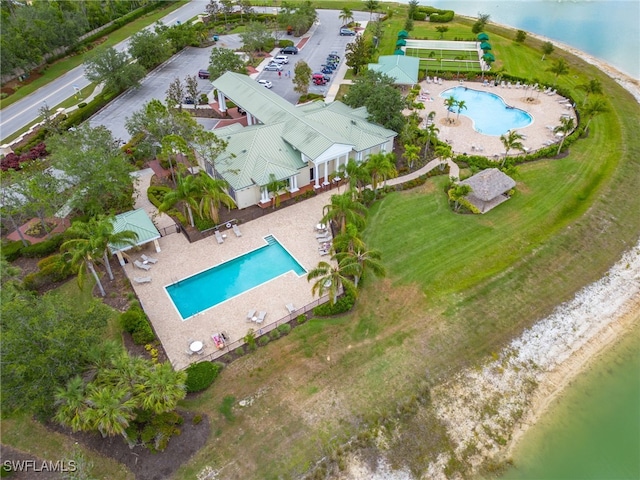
210,73,397,187
368,55,420,85
109,209,160,252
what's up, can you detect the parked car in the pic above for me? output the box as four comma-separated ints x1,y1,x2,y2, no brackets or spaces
258,79,273,89
320,67,333,75
264,63,283,71
272,55,289,64
340,28,356,36
280,46,299,55
313,73,331,82
312,74,328,85
198,69,210,79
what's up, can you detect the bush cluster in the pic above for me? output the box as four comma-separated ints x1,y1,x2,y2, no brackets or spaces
1,142,48,171
120,305,156,344
313,288,356,317
184,361,224,393
20,234,65,258
126,409,183,453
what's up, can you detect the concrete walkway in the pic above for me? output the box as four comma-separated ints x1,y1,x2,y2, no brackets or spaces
387,158,460,186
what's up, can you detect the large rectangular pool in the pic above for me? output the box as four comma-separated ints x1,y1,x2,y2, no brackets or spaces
166,235,306,319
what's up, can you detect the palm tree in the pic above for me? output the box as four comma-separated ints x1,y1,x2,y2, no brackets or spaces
62,234,107,297
83,384,137,438
444,96,458,123
434,144,453,170
65,215,139,281
547,58,569,86
403,143,421,170
554,116,575,155
363,0,380,20
449,184,472,212
332,223,365,254
500,130,525,165
198,174,236,224
456,99,467,121
337,248,386,288
266,173,289,210
577,79,603,106
307,258,356,305
339,159,371,198
160,173,201,227
140,362,187,414
424,122,440,159
54,376,89,433
582,97,609,134
339,7,353,26
321,192,367,234
365,152,398,195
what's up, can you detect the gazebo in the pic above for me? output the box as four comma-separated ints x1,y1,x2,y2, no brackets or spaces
109,208,162,266
396,39,407,47
393,49,405,56
397,30,409,39
459,168,516,213
480,41,492,51
477,32,490,41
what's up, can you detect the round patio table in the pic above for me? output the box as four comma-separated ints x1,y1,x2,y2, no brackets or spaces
190,341,203,353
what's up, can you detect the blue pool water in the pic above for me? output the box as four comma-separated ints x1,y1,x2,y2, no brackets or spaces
166,235,306,319
440,86,532,136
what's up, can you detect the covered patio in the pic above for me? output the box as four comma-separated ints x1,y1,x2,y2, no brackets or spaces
109,208,161,265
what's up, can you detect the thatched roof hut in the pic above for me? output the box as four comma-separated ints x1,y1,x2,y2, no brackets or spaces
459,168,516,213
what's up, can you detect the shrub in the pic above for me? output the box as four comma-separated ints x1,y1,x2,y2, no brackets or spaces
413,12,427,21
269,329,281,340
296,314,308,325
20,234,64,258
313,288,356,316
120,305,156,344
147,186,172,208
2,240,26,261
37,254,73,281
185,361,223,393
193,414,203,425
277,323,291,335
258,335,270,346
77,102,87,108
132,323,156,345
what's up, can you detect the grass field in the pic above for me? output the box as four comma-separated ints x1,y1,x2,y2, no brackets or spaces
3,3,639,479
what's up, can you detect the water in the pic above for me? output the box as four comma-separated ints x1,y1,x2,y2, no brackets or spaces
500,321,640,479
421,0,640,79
166,236,306,319
440,86,532,135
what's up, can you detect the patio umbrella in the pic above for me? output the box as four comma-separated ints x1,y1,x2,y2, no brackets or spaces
477,33,489,41
483,52,495,62
393,49,405,55
480,42,492,51
397,30,409,38
396,39,407,47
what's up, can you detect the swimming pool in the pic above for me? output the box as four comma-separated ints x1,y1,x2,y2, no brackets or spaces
440,86,532,136
166,235,306,319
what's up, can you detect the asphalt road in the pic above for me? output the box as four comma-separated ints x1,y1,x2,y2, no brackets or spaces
0,0,206,141
1,3,370,143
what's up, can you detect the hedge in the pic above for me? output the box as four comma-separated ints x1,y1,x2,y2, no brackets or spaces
185,361,224,393
20,234,65,258
120,305,156,344
2,240,26,261
313,288,356,317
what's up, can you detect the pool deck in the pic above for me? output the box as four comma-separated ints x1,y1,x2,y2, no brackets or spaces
412,79,577,159
128,186,334,370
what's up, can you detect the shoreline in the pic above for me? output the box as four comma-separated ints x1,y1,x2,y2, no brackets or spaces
505,291,640,458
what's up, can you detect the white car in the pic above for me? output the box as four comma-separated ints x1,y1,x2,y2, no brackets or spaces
264,62,283,71
258,79,273,89
272,55,289,64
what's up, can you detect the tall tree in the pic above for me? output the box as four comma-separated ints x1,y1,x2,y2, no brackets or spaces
553,116,576,155
547,57,569,85
321,192,367,234
500,130,525,165
337,247,385,288
185,74,200,109
84,47,145,94
48,125,134,215
293,60,313,95
166,77,186,111
514,30,527,43
208,47,247,80
424,121,440,158
191,128,230,177
577,79,603,106
365,152,397,195
444,96,458,123
344,34,371,76
198,173,236,224
240,22,273,61
456,99,467,120
339,7,354,26
128,29,173,70
64,215,139,282
332,223,366,255
338,159,371,198
266,174,289,210
307,257,356,305
582,97,609,133
160,172,201,227
363,0,380,20
436,26,449,39
541,41,554,61
403,143,421,170
449,183,472,212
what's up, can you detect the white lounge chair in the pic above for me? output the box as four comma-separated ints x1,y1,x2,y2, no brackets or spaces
134,276,152,284
286,303,296,314
256,311,266,324
134,260,151,271
141,254,158,264
247,309,256,321
232,224,242,237
214,230,224,244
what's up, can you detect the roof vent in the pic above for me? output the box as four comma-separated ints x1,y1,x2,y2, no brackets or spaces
351,120,356,125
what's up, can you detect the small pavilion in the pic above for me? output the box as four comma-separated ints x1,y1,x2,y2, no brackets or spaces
459,168,516,213
109,208,161,266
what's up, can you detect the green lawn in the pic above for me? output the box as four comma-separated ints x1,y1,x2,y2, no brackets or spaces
3,6,640,479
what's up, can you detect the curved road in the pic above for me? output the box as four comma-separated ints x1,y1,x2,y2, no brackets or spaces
0,1,206,141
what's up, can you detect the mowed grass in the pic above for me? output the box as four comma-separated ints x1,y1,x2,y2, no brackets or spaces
173,17,640,479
